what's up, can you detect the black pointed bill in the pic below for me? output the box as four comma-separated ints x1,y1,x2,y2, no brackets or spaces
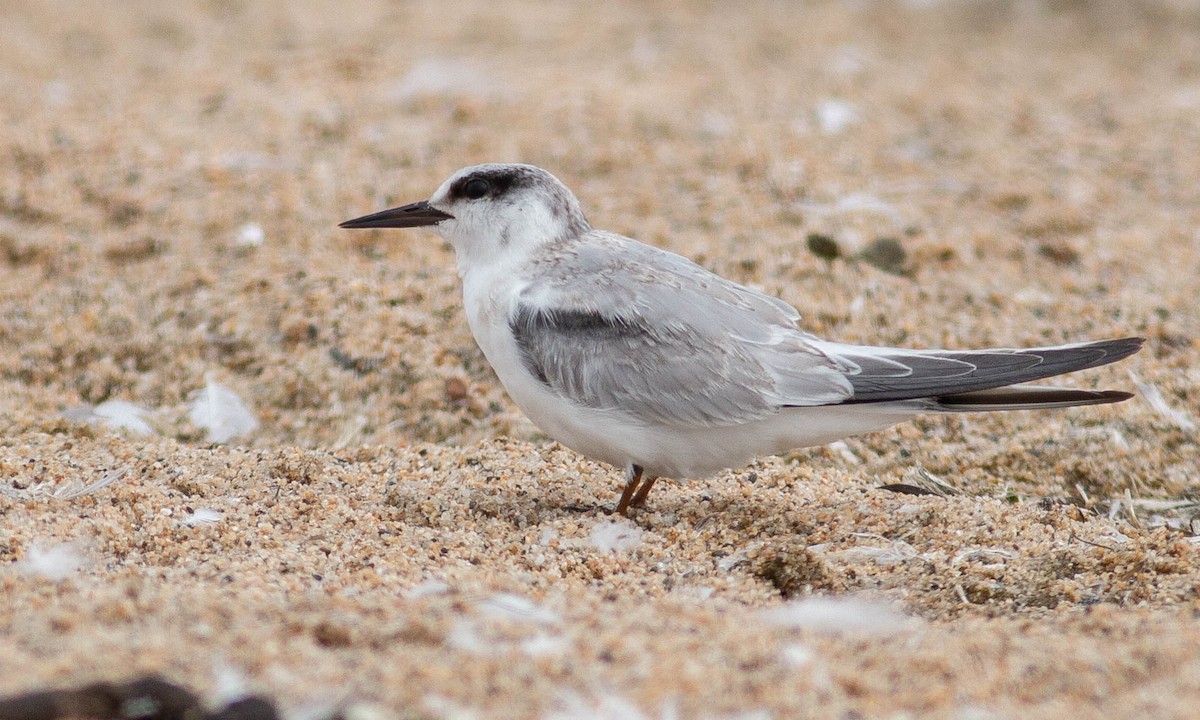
338,200,453,229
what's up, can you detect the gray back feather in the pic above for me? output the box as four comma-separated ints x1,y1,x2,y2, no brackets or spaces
510,232,852,427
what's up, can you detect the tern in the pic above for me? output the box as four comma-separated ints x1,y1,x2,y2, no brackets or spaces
341,163,1142,515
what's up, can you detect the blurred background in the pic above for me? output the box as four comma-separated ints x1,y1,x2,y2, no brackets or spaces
2,2,1199,716
3,0,1196,483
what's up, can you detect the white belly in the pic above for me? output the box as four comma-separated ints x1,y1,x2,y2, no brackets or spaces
491,359,917,478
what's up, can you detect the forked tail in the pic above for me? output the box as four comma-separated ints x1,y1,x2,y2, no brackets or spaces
931,384,1132,412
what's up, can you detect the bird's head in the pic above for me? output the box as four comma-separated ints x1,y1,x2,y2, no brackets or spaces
340,163,590,271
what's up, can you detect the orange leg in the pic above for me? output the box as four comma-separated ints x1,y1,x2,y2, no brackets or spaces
615,464,659,515
629,475,658,508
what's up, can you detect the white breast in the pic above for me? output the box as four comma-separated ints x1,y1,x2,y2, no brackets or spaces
458,261,643,467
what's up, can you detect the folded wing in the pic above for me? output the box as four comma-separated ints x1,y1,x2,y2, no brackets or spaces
510,233,853,427
512,232,1141,423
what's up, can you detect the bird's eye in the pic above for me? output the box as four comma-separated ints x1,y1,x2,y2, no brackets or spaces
464,178,490,200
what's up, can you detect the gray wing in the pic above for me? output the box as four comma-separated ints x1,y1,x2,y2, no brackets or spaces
510,233,853,427
814,337,1144,404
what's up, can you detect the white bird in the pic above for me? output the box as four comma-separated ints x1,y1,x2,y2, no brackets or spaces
341,163,1142,515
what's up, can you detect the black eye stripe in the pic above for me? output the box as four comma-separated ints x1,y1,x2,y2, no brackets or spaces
451,168,526,202
465,178,490,199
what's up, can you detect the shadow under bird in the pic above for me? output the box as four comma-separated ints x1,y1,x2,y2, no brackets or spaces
341,163,1142,515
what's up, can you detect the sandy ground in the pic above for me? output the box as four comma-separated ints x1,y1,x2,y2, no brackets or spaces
1,1,1199,718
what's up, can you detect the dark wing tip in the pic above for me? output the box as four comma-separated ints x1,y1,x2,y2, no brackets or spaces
841,335,1145,405
1104,336,1146,361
